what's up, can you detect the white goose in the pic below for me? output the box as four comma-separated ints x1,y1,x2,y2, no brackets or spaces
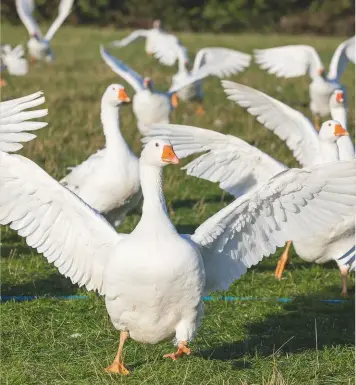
100,46,179,135
60,84,141,227
254,37,355,129
15,0,74,62
0,44,28,86
0,91,48,152
145,82,355,294
149,36,251,114
2,137,356,373
110,20,188,62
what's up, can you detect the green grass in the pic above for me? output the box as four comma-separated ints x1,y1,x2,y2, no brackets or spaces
1,25,355,385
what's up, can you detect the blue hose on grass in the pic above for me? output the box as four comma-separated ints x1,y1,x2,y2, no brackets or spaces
0,295,350,303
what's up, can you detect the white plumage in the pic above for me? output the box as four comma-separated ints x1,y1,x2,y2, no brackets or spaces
254,37,355,120
60,84,141,227
0,44,28,76
15,0,74,61
0,91,48,153
1,138,356,371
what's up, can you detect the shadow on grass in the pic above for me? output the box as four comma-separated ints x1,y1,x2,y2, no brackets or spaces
196,290,355,362
1,273,77,296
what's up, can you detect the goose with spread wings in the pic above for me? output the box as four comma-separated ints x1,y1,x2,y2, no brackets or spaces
2,131,356,373
15,0,74,62
0,44,28,86
110,19,188,63
254,37,355,129
0,90,48,152
151,37,251,115
144,81,355,295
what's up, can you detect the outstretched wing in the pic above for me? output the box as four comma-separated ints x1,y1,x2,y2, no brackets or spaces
100,46,144,92
0,152,124,294
0,91,48,153
222,81,320,167
143,123,285,198
254,45,323,79
110,30,149,48
44,0,74,41
1,44,28,76
190,160,356,293
169,48,251,94
15,0,42,37
328,37,355,81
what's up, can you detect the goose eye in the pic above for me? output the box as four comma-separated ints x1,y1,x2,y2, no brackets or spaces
155,143,159,147
112,87,115,91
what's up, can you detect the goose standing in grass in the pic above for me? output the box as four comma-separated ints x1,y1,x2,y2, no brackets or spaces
15,0,74,62
60,84,141,227
0,91,48,152
100,46,179,135
2,134,356,373
145,81,355,295
0,44,28,86
110,19,188,62
151,37,251,115
254,37,355,130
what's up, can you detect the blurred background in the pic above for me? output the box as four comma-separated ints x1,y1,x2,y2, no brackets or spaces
2,0,355,35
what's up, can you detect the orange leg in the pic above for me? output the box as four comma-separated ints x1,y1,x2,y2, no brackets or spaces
196,104,205,116
339,265,349,296
105,331,130,375
163,341,191,361
313,115,321,131
0,77,7,87
275,241,292,280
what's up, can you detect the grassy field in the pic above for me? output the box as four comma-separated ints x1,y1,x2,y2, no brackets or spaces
1,24,355,385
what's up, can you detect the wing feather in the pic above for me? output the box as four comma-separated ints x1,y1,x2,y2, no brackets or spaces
44,0,74,41
110,30,149,48
328,37,355,81
15,0,42,37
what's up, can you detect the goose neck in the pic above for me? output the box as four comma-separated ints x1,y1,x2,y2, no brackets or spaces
319,140,339,162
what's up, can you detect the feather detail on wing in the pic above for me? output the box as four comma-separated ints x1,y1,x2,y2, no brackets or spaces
150,33,189,66
0,45,28,76
328,37,355,81
15,0,43,38
100,46,144,92
222,81,320,167
0,91,48,153
0,152,124,294
254,45,324,79
143,123,285,197
189,160,356,293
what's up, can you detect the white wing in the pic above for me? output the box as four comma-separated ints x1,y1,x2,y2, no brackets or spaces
143,124,285,198
0,152,124,294
222,81,320,167
44,0,74,41
328,37,355,81
0,91,48,153
110,30,149,47
100,46,144,93
60,149,106,194
15,0,42,38
190,160,356,293
169,48,251,94
254,45,324,79
1,44,28,75
150,33,189,66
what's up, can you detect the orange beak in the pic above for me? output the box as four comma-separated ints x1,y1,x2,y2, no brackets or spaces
171,93,178,108
318,68,325,76
118,88,131,102
336,91,344,103
334,123,349,136
161,145,179,164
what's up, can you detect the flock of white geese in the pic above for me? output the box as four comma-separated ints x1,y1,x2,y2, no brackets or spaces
1,0,356,375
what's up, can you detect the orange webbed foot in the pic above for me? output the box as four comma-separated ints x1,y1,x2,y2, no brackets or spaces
163,343,191,361
104,362,130,375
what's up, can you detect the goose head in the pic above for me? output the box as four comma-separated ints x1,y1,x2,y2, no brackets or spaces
141,139,179,167
319,120,348,143
143,77,153,90
329,89,346,108
102,84,131,106
153,20,161,29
